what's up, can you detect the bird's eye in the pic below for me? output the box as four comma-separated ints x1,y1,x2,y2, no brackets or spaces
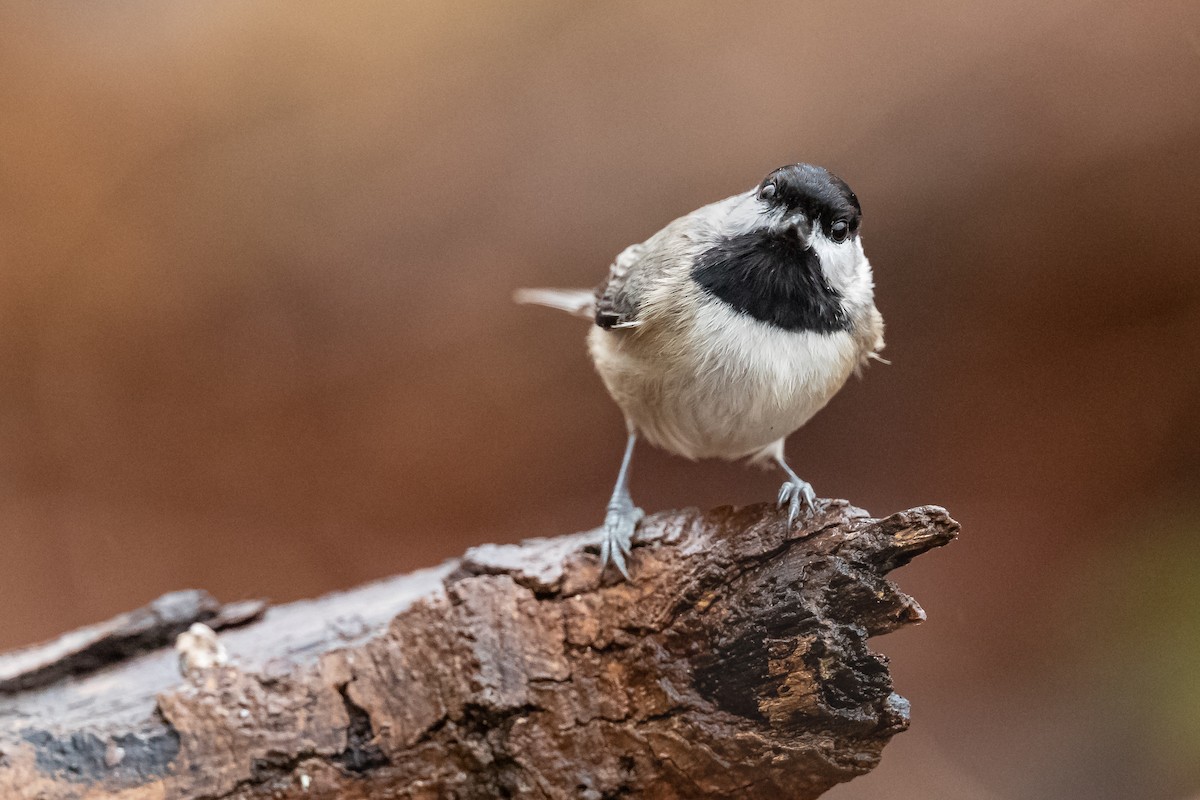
758,182,777,201
830,220,850,242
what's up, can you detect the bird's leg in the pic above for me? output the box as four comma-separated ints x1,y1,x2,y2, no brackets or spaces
775,454,817,526
600,431,644,579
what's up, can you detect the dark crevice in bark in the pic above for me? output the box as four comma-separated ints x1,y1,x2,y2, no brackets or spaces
334,683,389,774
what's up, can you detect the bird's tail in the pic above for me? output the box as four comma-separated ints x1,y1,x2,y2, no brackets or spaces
512,288,596,320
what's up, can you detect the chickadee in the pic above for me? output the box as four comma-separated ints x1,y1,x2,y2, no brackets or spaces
516,163,884,578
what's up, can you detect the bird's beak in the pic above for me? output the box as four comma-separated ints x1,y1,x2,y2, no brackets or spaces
783,212,812,241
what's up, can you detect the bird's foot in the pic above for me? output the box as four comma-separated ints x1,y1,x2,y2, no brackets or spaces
599,498,644,580
777,478,817,526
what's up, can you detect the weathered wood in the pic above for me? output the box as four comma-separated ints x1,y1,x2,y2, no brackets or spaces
0,592,267,695
0,500,957,799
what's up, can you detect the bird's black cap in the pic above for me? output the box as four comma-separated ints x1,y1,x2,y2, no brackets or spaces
758,163,862,236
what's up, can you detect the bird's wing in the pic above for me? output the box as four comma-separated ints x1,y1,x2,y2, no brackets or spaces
593,242,646,329
517,214,687,329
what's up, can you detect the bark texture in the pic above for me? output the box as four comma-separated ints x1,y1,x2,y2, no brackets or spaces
0,501,957,799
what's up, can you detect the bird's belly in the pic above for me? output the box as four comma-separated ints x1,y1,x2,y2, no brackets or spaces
590,310,861,461
667,376,826,459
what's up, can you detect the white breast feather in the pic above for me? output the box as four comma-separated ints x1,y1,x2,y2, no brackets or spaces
678,300,860,458
590,289,862,462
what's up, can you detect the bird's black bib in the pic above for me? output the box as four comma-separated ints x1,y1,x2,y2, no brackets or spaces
691,231,851,333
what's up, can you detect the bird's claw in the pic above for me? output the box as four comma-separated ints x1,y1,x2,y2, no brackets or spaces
777,478,817,527
599,500,643,580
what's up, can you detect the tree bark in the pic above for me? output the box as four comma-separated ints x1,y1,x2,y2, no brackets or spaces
0,500,957,799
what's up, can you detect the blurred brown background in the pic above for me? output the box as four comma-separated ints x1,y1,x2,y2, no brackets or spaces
2,1,1199,797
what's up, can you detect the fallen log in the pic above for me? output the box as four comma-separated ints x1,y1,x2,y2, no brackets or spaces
0,500,957,799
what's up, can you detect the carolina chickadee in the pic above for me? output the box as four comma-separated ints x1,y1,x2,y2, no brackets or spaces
516,163,884,578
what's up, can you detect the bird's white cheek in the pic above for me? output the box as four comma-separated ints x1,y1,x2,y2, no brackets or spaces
714,192,777,238
810,236,874,308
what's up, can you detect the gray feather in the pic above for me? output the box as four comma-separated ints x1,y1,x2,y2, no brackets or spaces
512,288,596,319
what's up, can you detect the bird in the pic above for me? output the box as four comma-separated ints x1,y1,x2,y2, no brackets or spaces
515,163,884,579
